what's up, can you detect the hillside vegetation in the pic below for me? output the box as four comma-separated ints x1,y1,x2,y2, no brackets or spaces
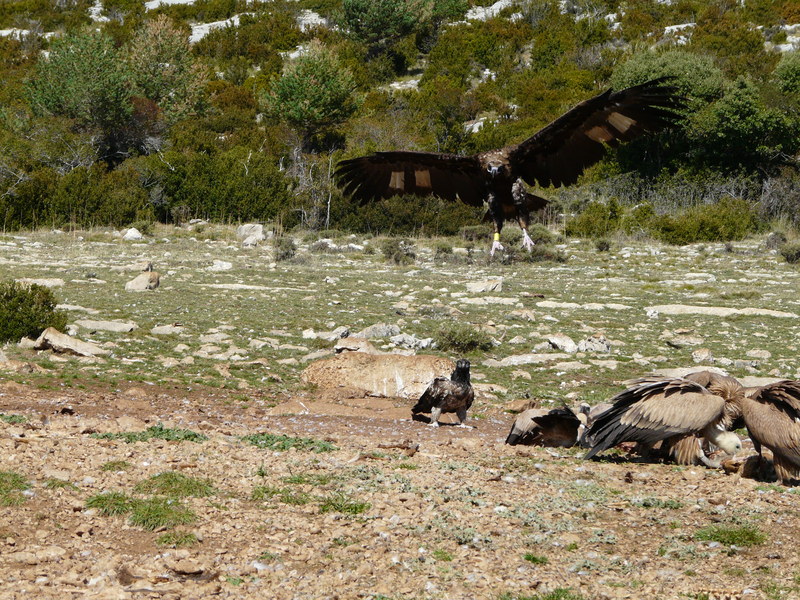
1,0,799,240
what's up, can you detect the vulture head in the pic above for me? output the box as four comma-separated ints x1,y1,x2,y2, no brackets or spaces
708,429,743,456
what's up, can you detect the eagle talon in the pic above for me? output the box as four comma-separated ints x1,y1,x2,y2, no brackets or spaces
521,231,535,252
490,241,505,256
427,421,440,428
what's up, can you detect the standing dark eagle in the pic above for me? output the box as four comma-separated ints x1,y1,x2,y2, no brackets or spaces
412,359,474,427
336,77,685,255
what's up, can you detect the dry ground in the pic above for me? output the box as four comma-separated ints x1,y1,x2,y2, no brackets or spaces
2,227,800,599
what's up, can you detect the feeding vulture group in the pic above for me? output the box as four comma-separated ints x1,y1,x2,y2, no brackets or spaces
413,364,800,485
336,77,685,255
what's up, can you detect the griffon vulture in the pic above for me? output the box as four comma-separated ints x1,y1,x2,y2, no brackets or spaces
336,78,685,255
412,359,474,427
584,373,743,467
737,380,800,485
505,405,582,447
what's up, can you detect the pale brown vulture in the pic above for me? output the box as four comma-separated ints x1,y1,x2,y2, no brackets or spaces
336,78,685,255
736,380,800,484
505,406,582,447
412,359,474,427
584,373,743,467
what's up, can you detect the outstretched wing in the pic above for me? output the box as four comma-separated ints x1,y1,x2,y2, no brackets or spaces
509,77,686,188
335,151,486,206
584,377,726,459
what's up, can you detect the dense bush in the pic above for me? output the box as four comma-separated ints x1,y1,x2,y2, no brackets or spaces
434,322,493,353
652,197,762,245
565,199,623,239
0,280,67,343
780,241,800,264
380,238,416,264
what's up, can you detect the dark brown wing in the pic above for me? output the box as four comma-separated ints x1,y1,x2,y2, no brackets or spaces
335,151,486,206
412,378,472,414
508,77,686,188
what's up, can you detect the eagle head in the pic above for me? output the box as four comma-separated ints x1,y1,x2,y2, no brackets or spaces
486,162,506,178
451,359,471,384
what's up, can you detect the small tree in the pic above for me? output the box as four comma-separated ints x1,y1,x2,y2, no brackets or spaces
125,16,208,125
0,281,67,343
27,32,132,158
339,0,428,54
261,44,360,151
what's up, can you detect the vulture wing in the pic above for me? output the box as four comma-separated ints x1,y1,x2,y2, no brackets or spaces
585,377,727,459
508,77,685,188
742,381,800,451
335,151,485,206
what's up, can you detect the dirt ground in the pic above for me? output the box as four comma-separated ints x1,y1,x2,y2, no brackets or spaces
1,378,798,600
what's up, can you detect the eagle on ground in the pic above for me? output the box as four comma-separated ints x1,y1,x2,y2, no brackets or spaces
335,77,685,255
505,405,583,447
412,359,474,428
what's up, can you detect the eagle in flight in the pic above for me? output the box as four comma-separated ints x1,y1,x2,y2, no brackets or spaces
335,78,685,255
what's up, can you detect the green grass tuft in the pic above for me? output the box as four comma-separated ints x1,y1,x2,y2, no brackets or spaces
241,433,336,453
128,496,197,531
695,524,767,547
101,460,133,472
134,471,216,498
251,485,312,505
318,491,370,515
86,492,137,516
0,471,29,506
156,530,199,548
523,553,548,564
0,414,27,425
433,322,493,353
44,478,78,490
91,423,208,443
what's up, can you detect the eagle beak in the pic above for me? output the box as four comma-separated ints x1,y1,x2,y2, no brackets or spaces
488,165,501,177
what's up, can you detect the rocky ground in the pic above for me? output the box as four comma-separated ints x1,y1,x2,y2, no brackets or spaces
2,225,800,600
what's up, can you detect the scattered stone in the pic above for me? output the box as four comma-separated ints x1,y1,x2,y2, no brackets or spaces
483,353,570,367
317,326,350,342
577,333,611,353
511,369,531,380
645,304,797,319
236,223,265,241
509,309,536,321
547,334,577,353
75,319,137,333
34,328,110,357
122,227,143,241
746,349,772,360
465,278,503,293
355,323,401,339
16,278,64,288
208,260,233,271
389,333,433,350
151,324,184,335
301,353,454,398
692,348,714,363
334,338,382,354
242,234,262,247
125,271,160,291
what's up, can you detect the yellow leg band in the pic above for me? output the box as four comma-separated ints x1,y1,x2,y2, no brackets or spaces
494,233,500,241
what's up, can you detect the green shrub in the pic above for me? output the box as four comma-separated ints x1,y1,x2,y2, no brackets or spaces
595,239,610,252
380,238,416,265
0,280,68,343
434,322,493,353
501,245,568,265
780,241,800,264
565,199,623,239
652,197,761,245
460,225,490,242
274,237,297,261
695,524,767,546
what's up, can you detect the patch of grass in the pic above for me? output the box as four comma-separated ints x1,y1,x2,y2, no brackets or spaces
523,553,548,564
241,433,336,453
281,473,334,486
91,423,208,443
318,492,370,515
44,478,78,490
86,492,136,516
251,485,312,505
129,496,197,531
156,530,199,548
499,589,585,600
0,414,27,424
0,471,29,506
134,472,216,498
432,549,452,561
396,462,418,470
101,460,133,472
695,524,767,547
